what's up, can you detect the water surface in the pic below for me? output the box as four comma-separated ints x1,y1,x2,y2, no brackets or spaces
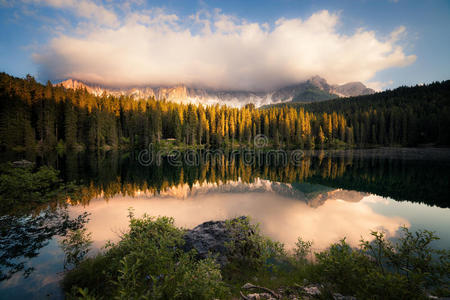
1,148,449,299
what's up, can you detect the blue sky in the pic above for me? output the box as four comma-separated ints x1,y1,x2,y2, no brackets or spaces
0,0,449,91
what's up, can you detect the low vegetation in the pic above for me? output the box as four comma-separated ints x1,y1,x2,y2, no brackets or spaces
64,214,229,300
63,215,449,299
0,163,80,214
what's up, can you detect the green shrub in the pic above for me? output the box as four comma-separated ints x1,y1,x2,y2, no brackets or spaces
60,228,93,270
221,216,288,292
224,217,285,272
64,215,449,299
294,237,313,263
314,227,450,299
63,254,113,298
361,227,450,297
0,163,63,213
314,239,372,296
64,214,229,299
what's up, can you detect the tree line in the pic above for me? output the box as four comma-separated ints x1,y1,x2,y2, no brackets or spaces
1,72,449,152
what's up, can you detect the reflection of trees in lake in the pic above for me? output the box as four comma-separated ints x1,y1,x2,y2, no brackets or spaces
0,150,447,280
0,209,89,281
52,151,449,209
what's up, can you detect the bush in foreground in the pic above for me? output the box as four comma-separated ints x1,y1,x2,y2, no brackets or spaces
64,215,449,299
63,213,229,299
314,227,449,299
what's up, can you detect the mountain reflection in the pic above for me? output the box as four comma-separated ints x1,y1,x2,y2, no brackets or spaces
69,179,407,250
141,180,368,208
19,149,447,209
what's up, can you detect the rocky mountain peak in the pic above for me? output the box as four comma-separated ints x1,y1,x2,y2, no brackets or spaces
56,76,375,107
333,82,375,97
307,75,331,90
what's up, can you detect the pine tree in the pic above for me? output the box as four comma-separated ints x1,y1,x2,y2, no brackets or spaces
318,126,325,147
64,99,78,148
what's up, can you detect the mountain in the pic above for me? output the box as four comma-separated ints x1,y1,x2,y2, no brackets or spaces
57,76,375,107
333,82,375,97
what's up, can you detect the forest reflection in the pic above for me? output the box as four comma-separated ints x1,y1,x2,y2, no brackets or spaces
1,148,448,282
36,149,450,209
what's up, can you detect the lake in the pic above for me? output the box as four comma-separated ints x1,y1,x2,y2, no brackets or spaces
1,148,449,299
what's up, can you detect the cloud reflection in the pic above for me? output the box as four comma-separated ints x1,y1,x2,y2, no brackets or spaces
69,180,408,250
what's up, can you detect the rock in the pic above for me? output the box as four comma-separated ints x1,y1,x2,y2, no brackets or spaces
58,76,374,108
259,293,276,300
241,283,281,299
183,216,248,266
333,293,357,300
302,284,321,296
243,283,256,289
426,295,450,300
242,292,277,300
247,293,261,300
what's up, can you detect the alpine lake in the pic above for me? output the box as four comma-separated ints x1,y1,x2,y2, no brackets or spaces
1,148,449,299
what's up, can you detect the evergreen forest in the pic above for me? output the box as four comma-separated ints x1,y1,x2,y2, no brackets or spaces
1,72,449,152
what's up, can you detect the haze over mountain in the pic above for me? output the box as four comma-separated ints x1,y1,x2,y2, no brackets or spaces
58,75,374,107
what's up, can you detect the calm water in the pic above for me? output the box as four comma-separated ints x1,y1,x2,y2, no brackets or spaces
1,148,450,299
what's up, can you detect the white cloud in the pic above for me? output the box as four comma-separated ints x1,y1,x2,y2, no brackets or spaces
365,80,394,91
32,7,416,91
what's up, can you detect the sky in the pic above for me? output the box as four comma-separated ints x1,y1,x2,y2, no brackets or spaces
0,0,449,91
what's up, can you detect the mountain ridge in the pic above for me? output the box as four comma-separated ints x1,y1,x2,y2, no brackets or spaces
57,76,375,107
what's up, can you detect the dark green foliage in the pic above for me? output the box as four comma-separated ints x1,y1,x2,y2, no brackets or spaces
314,227,450,299
224,217,285,272
1,72,449,152
60,228,93,270
63,214,229,299
299,81,450,146
0,163,63,213
294,237,313,263
314,239,374,295
63,215,449,299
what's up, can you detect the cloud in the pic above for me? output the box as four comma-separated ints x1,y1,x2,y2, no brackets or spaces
365,80,394,91
32,7,416,91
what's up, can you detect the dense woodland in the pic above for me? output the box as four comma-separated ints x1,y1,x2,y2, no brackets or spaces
0,72,449,152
